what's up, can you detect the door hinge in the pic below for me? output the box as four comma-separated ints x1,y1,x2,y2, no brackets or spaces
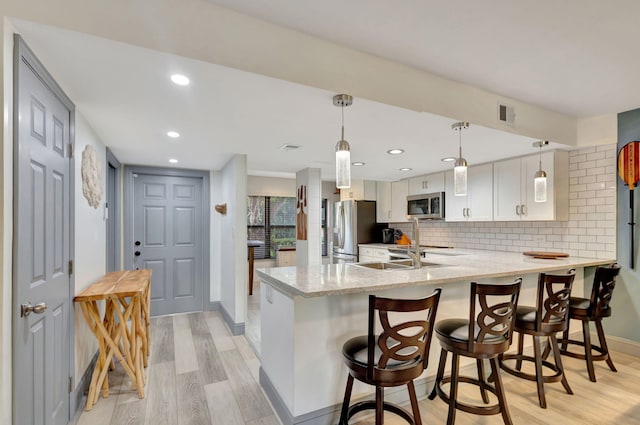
68,260,73,275
69,377,73,393
68,143,74,159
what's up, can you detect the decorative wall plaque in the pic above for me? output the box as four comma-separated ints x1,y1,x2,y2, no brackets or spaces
81,144,103,209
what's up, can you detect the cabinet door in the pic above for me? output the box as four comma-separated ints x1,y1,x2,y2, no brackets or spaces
467,163,493,221
493,158,522,221
408,172,445,195
390,180,409,222
376,181,391,223
521,151,555,220
444,170,468,221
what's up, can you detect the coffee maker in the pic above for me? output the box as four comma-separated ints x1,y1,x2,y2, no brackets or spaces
382,228,400,244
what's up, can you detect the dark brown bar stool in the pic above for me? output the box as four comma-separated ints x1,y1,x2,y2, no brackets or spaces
500,269,575,408
428,279,522,425
339,289,442,425
558,263,620,382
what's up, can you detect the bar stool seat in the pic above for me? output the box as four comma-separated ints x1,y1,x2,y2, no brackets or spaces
429,279,522,425
559,263,620,382
500,269,575,409
339,289,441,425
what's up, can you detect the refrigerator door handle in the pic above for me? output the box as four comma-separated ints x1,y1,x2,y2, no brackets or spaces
338,205,345,248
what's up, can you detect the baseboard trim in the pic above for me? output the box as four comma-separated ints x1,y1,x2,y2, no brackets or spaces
599,334,640,357
68,351,98,424
205,300,220,312
220,304,245,335
260,362,478,425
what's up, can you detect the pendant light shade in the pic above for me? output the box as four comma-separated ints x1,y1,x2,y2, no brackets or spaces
533,141,549,203
452,122,469,196
334,94,353,189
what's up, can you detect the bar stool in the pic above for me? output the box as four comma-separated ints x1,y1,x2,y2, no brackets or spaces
339,289,442,425
500,269,575,409
558,263,620,382
428,279,522,425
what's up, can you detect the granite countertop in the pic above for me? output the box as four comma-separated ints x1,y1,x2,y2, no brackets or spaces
256,248,615,298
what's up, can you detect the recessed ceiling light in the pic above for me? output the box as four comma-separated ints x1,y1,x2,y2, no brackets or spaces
170,74,190,86
167,131,180,138
352,162,365,166
169,158,179,164
400,167,412,171
387,149,404,155
441,157,456,162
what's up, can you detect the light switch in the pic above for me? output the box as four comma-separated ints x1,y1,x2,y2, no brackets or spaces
265,285,273,304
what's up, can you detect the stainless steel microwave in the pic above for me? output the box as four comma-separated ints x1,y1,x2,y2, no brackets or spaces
407,192,445,219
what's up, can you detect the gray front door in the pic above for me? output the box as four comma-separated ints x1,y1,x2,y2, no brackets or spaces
12,36,73,425
132,173,204,316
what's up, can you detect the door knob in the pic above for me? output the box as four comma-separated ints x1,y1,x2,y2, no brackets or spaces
21,302,47,317
134,251,141,257
134,241,141,246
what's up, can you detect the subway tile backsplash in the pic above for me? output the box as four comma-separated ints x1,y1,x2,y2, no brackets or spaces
393,145,617,259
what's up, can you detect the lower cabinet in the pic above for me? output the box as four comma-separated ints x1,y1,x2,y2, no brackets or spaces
358,246,390,262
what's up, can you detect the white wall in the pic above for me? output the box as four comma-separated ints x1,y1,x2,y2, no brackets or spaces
0,17,14,425
219,155,247,324
73,112,107,382
248,175,296,197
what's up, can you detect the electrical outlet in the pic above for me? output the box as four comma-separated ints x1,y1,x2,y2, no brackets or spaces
265,285,273,304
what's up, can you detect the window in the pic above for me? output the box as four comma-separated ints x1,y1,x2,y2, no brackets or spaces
247,196,296,259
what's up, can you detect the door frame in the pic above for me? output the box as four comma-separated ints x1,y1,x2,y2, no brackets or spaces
123,165,211,312
11,34,76,421
106,148,121,271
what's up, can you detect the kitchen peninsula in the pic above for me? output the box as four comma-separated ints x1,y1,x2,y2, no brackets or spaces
256,249,614,425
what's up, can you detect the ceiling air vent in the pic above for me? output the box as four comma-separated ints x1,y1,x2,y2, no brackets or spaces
280,144,301,151
498,102,515,126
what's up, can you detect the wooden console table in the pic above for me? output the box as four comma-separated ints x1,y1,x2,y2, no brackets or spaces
74,269,152,410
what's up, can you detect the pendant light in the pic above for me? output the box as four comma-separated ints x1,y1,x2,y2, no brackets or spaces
452,121,469,196
533,140,549,202
334,94,353,189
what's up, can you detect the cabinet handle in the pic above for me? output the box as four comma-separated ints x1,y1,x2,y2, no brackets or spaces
521,204,527,216
516,205,521,216
466,208,470,218
423,181,428,189
388,210,391,219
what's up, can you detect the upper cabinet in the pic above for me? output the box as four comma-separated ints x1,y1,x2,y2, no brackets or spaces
376,181,392,223
408,172,445,195
340,179,377,201
493,151,569,221
445,163,493,222
390,180,409,222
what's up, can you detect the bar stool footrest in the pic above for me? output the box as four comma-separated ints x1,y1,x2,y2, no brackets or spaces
433,375,502,416
500,353,564,383
343,400,416,425
558,338,610,362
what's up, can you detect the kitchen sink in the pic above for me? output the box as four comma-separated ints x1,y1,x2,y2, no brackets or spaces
352,259,444,271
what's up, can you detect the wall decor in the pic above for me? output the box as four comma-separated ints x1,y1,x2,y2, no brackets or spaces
296,185,307,240
81,144,103,209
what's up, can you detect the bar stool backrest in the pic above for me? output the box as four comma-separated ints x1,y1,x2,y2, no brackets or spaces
536,270,576,330
589,264,620,318
468,279,522,353
367,288,441,379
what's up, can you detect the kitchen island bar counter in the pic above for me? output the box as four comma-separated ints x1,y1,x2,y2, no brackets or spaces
256,248,614,298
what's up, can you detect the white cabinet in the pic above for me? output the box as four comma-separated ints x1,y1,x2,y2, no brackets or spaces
493,151,568,221
408,172,445,195
376,181,392,223
358,245,390,262
390,180,409,222
445,163,493,222
340,179,376,201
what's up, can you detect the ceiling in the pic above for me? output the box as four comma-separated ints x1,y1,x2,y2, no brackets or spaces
12,1,630,181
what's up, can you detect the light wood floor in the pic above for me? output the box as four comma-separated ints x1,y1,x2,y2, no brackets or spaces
75,310,640,425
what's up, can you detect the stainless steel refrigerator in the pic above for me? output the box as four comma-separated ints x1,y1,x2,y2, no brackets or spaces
333,200,377,263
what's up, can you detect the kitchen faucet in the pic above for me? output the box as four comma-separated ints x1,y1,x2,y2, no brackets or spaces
407,217,422,268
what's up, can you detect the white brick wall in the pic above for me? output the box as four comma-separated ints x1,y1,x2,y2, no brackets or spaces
394,145,617,259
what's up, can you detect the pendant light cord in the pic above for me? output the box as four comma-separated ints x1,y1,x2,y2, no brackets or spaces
341,104,345,140
458,126,462,159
